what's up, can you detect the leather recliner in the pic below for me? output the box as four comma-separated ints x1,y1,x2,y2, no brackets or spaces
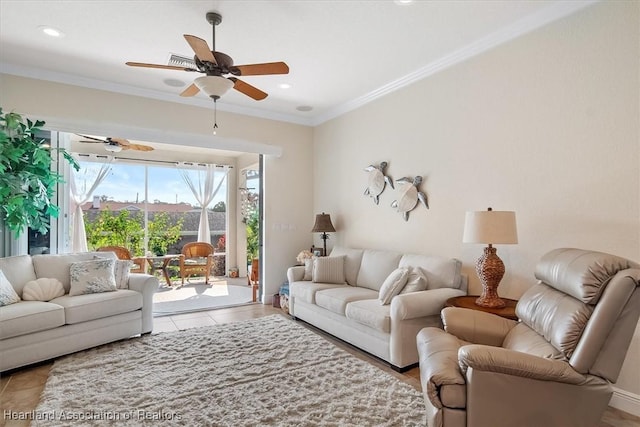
416,248,640,427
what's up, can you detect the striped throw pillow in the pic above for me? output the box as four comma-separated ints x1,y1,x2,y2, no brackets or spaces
312,256,346,284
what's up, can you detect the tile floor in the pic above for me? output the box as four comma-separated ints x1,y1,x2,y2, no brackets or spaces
1,304,638,427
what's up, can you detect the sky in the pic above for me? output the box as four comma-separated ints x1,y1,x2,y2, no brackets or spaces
76,161,228,207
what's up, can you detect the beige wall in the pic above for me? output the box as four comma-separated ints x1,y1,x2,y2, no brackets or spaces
0,74,315,304
314,1,640,407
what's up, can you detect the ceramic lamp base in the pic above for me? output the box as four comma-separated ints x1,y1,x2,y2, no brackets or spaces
475,245,506,308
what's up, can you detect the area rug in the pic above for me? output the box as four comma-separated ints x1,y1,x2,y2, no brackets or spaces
33,315,426,426
153,281,253,315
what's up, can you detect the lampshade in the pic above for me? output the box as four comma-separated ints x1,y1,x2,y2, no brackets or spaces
311,213,336,233
104,144,122,153
463,210,517,244
194,75,235,99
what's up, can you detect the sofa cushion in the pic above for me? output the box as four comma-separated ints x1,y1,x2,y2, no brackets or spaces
0,300,65,339
69,258,118,296
50,289,142,324
312,256,346,284
32,252,117,293
290,281,346,305
315,287,379,315
346,299,391,333
378,267,410,305
114,260,133,289
303,258,314,281
0,255,36,295
356,250,403,291
0,270,21,306
399,254,462,290
400,266,428,294
329,247,364,286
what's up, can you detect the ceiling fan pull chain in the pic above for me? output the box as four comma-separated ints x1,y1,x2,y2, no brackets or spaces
213,99,219,135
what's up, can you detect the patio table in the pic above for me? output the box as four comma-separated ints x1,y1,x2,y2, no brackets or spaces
145,254,180,287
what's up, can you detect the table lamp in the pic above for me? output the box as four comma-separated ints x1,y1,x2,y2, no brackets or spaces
463,207,518,308
311,212,335,256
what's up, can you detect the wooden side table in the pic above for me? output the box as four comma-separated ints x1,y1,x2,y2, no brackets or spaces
445,296,518,321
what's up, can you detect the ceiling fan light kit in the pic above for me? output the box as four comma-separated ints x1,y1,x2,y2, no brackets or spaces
104,144,123,153
194,76,234,100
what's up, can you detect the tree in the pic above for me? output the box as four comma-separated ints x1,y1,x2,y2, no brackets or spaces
84,210,144,254
246,210,259,265
212,201,226,212
147,212,183,255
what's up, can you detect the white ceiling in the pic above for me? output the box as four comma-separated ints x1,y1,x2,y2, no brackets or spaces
1,0,595,127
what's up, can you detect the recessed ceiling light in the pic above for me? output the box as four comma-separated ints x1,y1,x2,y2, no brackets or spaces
163,78,186,87
278,83,291,89
296,105,313,112
38,26,64,37
394,0,414,5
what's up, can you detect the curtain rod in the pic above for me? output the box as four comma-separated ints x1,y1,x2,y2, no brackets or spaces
75,153,233,168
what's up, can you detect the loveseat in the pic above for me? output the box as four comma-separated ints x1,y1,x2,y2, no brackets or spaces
287,246,467,370
0,251,158,372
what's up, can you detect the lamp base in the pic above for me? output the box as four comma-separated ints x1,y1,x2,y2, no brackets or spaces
475,246,506,308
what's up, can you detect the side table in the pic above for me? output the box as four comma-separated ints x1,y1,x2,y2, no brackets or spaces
445,296,518,321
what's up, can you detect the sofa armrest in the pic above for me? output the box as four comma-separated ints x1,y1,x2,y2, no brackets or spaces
128,273,159,333
287,266,306,284
459,344,585,384
442,307,517,347
391,288,466,321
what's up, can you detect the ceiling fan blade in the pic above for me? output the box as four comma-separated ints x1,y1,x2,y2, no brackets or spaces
229,78,268,101
123,144,154,152
180,83,200,97
77,134,107,143
183,35,217,64
232,62,289,76
126,62,197,72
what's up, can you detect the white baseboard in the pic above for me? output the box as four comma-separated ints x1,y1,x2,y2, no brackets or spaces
610,387,640,417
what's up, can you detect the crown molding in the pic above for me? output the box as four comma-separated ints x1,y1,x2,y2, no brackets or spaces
311,0,599,126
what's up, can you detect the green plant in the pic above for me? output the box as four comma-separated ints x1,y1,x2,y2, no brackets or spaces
246,210,259,264
0,108,79,236
147,212,183,255
84,209,144,254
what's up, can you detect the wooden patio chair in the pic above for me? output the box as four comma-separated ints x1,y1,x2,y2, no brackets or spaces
97,245,146,273
248,258,259,302
179,242,215,285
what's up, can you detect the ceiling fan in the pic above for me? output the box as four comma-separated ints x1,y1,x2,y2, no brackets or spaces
77,135,154,153
125,12,289,102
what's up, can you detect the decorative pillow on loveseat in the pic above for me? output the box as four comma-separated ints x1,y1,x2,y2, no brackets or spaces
69,258,117,296
399,266,428,294
378,267,410,305
312,256,346,284
0,270,21,306
22,278,65,301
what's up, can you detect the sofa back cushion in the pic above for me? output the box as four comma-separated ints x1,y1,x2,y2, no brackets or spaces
356,249,402,291
0,255,37,295
329,246,364,286
32,252,117,293
398,254,463,290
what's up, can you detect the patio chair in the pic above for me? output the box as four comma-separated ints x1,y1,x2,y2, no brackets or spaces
97,245,146,273
179,242,215,285
248,258,259,302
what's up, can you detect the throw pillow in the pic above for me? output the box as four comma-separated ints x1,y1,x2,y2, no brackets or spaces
114,259,133,289
312,256,346,284
378,267,410,305
22,278,65,301
400,266,428,294
0,269,21,306
303,258,315,281
69,258,117,296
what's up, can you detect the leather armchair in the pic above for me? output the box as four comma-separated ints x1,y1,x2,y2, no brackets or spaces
417,248,640,427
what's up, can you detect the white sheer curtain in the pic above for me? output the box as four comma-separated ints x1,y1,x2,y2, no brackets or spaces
179,164,229,244
69,157,113,252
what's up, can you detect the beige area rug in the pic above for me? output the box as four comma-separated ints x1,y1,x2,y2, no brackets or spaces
153,279,254,315
33,315,426,426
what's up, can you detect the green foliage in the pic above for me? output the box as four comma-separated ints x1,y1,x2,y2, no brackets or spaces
85,210,183,256
0,108,79,236
212,201,226,212
85,209,144,254
246,210,259,264
147,212,183,255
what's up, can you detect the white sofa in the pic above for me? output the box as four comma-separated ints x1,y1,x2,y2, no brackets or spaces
287,247,467,370
0,251,158,372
